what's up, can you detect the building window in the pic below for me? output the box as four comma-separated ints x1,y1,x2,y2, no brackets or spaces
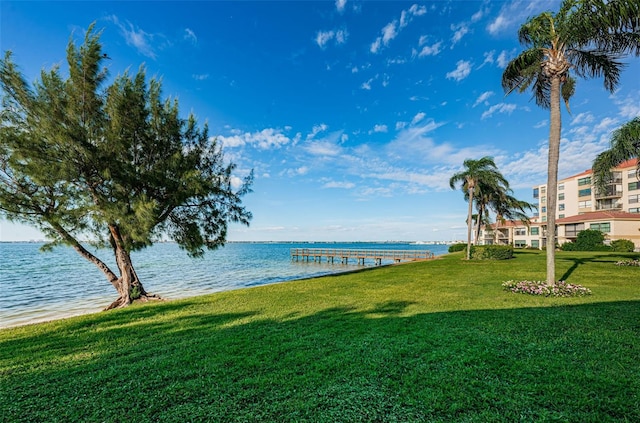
578,200,592,208
514,240,527,248
629,181,640,191
541,197,546,204
533,188,539,199
515,228,526,236
541,187,546,194
590,222,611,232
630,194,640,204
531,240,540,248
558,193,565,200
565,223,585,237
559,203,565,211
630,207,640,213
542,216,547,222
578,177,591,186
629,170,639,179
578,188,592,197
541,206,547,213
558,184,564,191
530,227,539,235
559,214,565,218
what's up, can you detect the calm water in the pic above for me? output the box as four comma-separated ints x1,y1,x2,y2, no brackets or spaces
0,242,448,328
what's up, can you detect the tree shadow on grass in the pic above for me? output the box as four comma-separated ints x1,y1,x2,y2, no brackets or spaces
2,298,639,422
558,252,640,281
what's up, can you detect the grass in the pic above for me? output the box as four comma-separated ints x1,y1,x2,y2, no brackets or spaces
1,249,639,422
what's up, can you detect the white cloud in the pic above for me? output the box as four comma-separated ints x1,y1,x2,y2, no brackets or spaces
361,77,375,90
418,41,442,57
304,140,340,156
473,91,494,107
370,3,427,54
370,37,382,54
446,60,472,81
372,124,388,133
336,0,347,13
534,120,548,128
109,15,158,59
316,29,348,49
481,103,517,119
487,0,557,35
184,28,197,44
307,124,328,140
496,50,513,68
570,112,595,126
411,112,426,125
323,180,355,189
594,117,619,134
471,8,486,22
382,22,398,45
481,50,495,67
192,74,209,81
614,91,640,119
218,128,292,150
451,23,469,46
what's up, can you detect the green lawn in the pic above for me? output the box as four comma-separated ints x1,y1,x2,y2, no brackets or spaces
1,250,639,422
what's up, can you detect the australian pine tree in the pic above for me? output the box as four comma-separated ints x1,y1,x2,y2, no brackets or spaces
0,25,252,309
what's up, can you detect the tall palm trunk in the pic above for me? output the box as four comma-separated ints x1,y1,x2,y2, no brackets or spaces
546,75,562,283
466,184,475,260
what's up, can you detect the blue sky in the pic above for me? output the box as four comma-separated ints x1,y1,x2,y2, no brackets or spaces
1,0,639,242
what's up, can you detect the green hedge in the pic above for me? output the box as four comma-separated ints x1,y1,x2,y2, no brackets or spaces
448,243,467,253
610,239,635,252
469,245,514,260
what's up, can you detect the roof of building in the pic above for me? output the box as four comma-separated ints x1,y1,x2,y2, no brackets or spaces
556,211,640,224
484,220,534,229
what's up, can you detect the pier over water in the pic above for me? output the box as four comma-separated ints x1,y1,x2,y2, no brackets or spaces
290,248,435,266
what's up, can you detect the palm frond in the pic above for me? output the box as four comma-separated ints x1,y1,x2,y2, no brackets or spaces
568,49,624,92
561,76,575,113
502,49,545,96
592,117,640,189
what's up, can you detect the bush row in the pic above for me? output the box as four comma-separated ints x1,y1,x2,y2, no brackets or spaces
470,245,514,260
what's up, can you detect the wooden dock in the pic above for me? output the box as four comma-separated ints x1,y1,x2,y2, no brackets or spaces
290,248,434,266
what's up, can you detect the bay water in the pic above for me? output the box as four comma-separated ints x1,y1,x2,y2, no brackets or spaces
0,242,449,328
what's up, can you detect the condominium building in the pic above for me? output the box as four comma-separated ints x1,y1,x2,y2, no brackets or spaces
479,158,640,250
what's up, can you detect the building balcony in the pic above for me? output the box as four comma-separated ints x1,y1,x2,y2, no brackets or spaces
595,190,623,199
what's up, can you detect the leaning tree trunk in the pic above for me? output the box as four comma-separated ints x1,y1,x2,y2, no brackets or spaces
105,225,160,310
546,75,562,284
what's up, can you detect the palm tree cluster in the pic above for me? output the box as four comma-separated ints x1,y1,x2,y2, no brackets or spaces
449,156,536,260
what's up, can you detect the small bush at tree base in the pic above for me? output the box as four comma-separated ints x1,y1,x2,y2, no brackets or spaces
610,239,635,252
470,245,513,260
502,280,592,297
448,243,467,253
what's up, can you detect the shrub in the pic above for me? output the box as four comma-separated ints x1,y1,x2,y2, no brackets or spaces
560,241,577,251
448,243,467,253
470,245,513,260
575,229,611,251
502,280,592,297
610,239,635,252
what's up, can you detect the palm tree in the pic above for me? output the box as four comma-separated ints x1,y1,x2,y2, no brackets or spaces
449,156,507,260
593,117,640,191
501,0,639,283
469,179,537,245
